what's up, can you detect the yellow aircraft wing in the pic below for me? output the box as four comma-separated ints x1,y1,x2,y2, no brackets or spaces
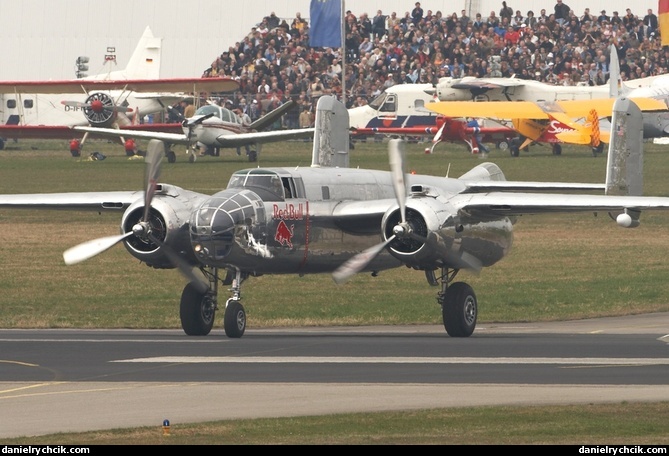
427,98,667,120
427,101,550,119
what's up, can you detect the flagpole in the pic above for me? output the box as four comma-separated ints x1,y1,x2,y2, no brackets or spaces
341,0,346,107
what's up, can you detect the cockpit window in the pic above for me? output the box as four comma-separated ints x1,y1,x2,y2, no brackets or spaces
194,105,220,118
368,93,387,110
227,169,284,199
368,93,397,113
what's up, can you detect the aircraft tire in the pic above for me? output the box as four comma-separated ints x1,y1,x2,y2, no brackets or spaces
442,282,477,337
179,282,215,336
510,146,520,157
552,144,562,155
497,141,509,150
0,138,4,150
592,143,604,156
166,150,176,163
248,150,258,162
224,299,246,338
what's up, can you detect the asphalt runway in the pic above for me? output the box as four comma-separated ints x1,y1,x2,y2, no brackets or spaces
0,312,668,439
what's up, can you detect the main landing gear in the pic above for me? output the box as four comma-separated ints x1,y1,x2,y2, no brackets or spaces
427,267,477,337
178,267,247,338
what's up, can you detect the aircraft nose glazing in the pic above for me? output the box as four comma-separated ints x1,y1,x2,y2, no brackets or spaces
190,190,261,262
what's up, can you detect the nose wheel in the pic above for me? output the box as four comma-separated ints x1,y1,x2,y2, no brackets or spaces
224,299,246,338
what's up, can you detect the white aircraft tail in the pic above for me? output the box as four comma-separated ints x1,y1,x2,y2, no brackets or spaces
605,97,644,197
608,44,627,97
311,96,349,168
91,26,162,81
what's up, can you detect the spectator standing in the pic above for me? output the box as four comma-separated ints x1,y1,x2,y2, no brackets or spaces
554,0,570,27
372,10,387,40
183,99,195,118
597,10,609,24
500,2,513,22
643,9,658,37
411,2,423,25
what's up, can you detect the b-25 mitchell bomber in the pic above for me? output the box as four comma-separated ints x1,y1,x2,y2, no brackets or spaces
0,96,667,339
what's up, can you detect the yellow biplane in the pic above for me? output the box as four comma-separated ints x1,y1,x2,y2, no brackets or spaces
427,97,668,156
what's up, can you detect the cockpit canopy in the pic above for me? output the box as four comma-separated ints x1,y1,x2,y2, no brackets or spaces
227,169,285,200
194,105,241,124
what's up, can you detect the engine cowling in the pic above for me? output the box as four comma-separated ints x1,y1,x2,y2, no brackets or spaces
83,92,117,126
120,186,198,269
381,195,513,271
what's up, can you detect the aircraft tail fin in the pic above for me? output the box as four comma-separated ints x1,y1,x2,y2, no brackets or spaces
605,97,644,197
106,26,162,80
311,96,349,168
608,44,624,97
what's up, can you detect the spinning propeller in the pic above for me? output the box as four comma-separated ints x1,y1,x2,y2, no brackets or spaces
63,140,208,292
332,139,429,284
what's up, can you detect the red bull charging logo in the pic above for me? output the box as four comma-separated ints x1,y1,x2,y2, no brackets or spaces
273,203,304,248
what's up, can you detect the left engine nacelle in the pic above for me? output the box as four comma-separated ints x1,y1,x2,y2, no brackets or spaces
120,189,197,269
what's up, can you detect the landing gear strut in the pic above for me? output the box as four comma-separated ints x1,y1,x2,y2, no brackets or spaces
179,267,247,338
431,267,478,337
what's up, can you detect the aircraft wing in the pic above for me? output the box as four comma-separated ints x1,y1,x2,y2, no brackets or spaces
0,191,142,211
450,77,526,90
0,123,184,140
215,128,315,148
73,125,190,144
462,181,606,192
0,78,239,94
427,98,667,120
451,192,669,217
428,101,551,120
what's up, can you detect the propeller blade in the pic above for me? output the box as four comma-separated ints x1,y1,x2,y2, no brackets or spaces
63,232,133,265
332,236,395,285
143,140,164,222
157,239,210,293
61,101,90,109
388,139,407,224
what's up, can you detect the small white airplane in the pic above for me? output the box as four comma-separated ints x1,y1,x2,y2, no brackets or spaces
0,95,667,339
73,98,315,163
0,26,238,155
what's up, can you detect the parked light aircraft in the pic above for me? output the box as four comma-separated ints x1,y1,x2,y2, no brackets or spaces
347,83,517,154
0,26,237,155
427,97,668,156
73,99,315,163
0,95,668,339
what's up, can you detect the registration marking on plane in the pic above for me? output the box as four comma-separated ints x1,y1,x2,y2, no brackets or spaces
112,357,669,366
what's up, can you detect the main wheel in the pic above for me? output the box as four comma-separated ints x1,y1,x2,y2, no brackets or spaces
442,282,477,337
166,150,176,163
248,150,258,162
552,144,562,155
592,143,604,156
0,138,5,150
180,282,215,336
224,299,246,338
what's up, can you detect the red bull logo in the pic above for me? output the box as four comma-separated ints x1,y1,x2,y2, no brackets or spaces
273,203,304,220
273,203,304,248
275,220,294,248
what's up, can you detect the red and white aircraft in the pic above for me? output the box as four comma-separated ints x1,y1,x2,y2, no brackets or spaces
347,83,517,155
0,26,237,154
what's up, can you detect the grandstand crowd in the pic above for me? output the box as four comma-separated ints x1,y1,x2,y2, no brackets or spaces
187,3,668,127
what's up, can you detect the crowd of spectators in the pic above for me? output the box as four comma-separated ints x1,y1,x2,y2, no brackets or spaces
194,2,668,128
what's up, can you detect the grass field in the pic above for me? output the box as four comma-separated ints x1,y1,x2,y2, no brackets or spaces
1,137,668,444
1,137,669,331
